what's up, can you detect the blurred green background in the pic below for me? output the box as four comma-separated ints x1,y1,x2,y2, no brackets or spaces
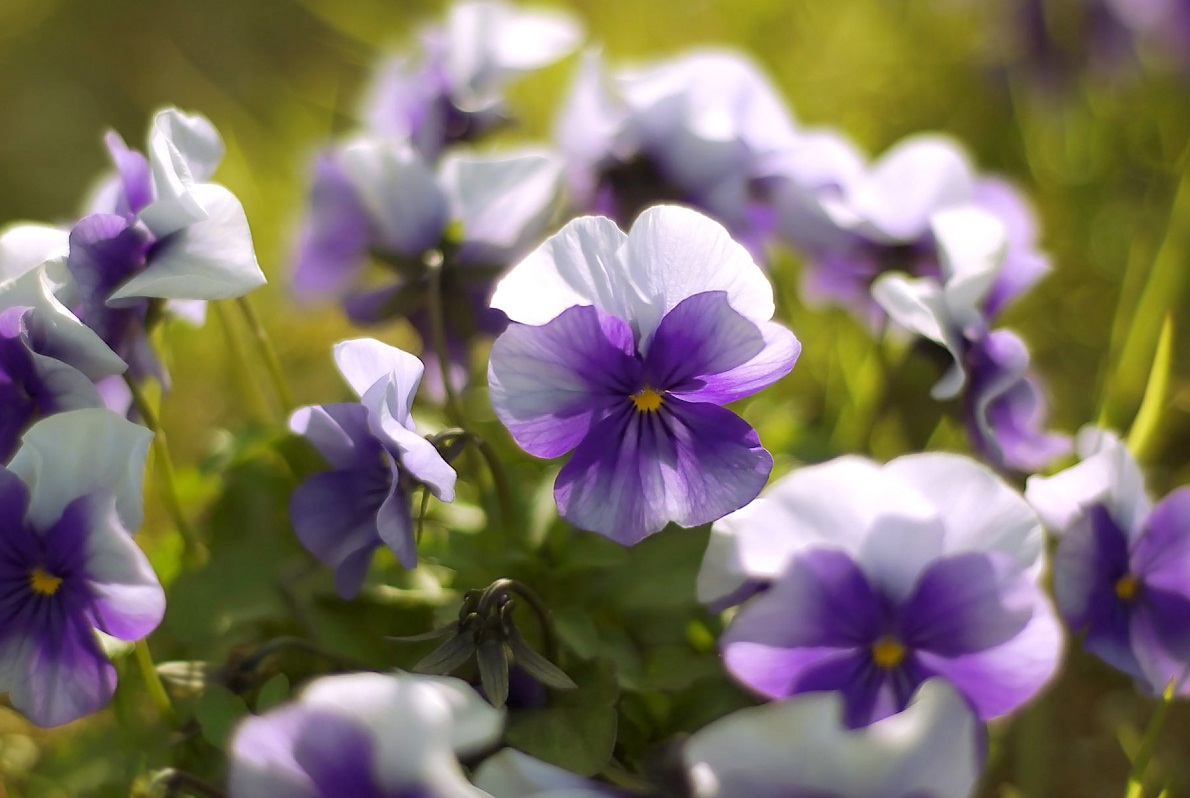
1,0,1188,795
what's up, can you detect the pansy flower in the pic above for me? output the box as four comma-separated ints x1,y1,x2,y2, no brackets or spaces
228,671,503,797
683,679,983,797
872,208,1068,472
1027,428,1190,695
0,409,161,727
361,0,582,161
488,205,800,544
289,339,456,598
556,48,799,258
773,134,1049,327
65,108,265,382
292,139,563,393
704,453,1062,728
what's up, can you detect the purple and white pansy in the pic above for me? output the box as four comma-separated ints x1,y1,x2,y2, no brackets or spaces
228,671,503,798
488,204,800,544
871,207,1069,472
361,0,582,161
0,409,162,727
289,339,457,598
702,453,1062,728
1027,428,1190,695
683,679,983,798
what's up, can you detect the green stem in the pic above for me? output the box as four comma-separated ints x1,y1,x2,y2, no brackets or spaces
235,296,296,417
433,428,517,538
134,639,176,726
1125,680,1179,798
212,301,272,423
478,578,559,660
124,375,204,566
425,252,467,427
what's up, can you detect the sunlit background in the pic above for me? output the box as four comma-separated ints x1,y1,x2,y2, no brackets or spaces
1,0,1188,795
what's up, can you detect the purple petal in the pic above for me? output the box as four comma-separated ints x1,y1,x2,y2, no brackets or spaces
554,398,771,544
489,305,638,459
289,403,383,472
899,552,1035,656
644,291,799,404
292,152,373,303
293,711,389,797
1133,488,1190,593
914,588,1062,720
229,705,324,798
376,469,417,569
103,131,153,215
290,467,389,599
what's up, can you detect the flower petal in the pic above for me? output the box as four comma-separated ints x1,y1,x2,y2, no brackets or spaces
113,183,265,301
290,468,388,599
288,403,381,472
291,152,373,303
554,398,771,544
644,291,799,404
0,223,68,282
333,337,425,405
488,305,637,458
7,408,153,532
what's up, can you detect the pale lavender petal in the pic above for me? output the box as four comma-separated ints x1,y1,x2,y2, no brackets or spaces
644,291,799,403
103,131,153,215
229,705,325,798
488,305,637,458
554,398,771,544
290,469,388,599
288,403,380,472
334,338,426,409
76,494,165,640
376,471,417,568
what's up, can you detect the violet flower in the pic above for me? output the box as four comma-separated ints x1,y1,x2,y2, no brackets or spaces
361,0,582,161
488,205,799,544
65,108,265,381
704,453,1062,728
0,409,161,727
556,49,800,258
0,223,68,283
228,671,503,798
773,134,1049,327
872,208,1068,473
289,339,456,598
1027,428,1190,695
683,679,983,798
292,139,563,393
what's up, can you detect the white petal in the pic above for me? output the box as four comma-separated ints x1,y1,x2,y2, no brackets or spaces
7,409,153,531
439,150,563,256
0,264,127,379
871,273,967,399
338,136,449,255
683,679,980,797
333,338,425,408
474,749,609,797
932,207,1005,330
885,452,1046,580
140,108,224,238
0,223,69,281
697,456,937,607
1025,426,1150,536
113,183,265,301
846,134,975,242
623,205,774,347
490,215,631,325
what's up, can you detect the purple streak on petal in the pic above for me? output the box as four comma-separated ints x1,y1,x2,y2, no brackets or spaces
0,308,43,460
788,648,913,728
292,152,373,304
974,178,1050,319
103,132,153,215
643,291,799,404
1131,588,1190,694
489,305,639,459
292,711,389,797
898,552,1034,657
554,398,771,543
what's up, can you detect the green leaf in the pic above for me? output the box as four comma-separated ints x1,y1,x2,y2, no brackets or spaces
255,673,290,712
195,684,249,751
505,658,619,776
1126,314,1174,463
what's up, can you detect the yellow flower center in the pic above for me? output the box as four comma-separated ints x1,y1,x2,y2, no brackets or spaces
29,567,63,597
631,388,664,413
871,635,907,669
1115,574,1139,602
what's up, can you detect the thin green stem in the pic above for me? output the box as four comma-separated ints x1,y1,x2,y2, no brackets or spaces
134,639,176,726
1125,679,1178,798
235,296,296,417
212,301,272,423
478,578,559,660
425,252,467,427
124,375,204,566
432,428,516,538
